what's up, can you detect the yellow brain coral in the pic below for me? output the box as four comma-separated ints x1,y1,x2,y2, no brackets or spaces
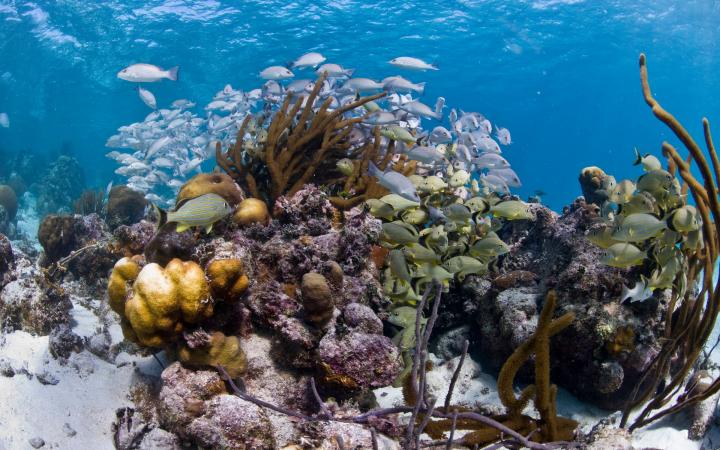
178,331,247,378
117,258,212,347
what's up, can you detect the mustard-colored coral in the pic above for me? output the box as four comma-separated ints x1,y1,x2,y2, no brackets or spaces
232,198,270,227
107,255,143,315
206,258,249,301
122,258,212,347
178,331,247,378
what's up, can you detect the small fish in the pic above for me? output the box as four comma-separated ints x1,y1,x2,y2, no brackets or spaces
609,180,636,204
612,213,667,242
316,63,354,77
137,86,157,109
489,201,532,220
443,256,487,280
365,199,395,220
495,126,512,145
369,162,420,202
389,249,412,283
405,146,446,164
428,126,452,144
287,79,313,94
622,191,657,215
600,243,646,268
260,66,294,80
382,76,426,94
417,175,448,193
401,207,429,225
155,193,233,233
290,52,326,69
449,169,470,188
475,136,501,154
442,203,472,223
469,236,510,258
637,169,673,194
586,226,619,249
389,56,438,71
633,148,662,172
146,136,173,159
379,126,416,144
336,158,354,176
400,101,441,120
621,280,654,303
472,153,510,169
465,196,489,213
380,194,420,211
381,221,419,245
402,243,440,264
343,78,384,92
364,111,398,125
118,63,179,82
0,112,8,128
669,205,701,232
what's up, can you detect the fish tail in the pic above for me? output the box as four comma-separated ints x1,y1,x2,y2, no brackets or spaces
633,147,642,165
416,82,426,95
167,66,180,81
152,203,168,230
344,68,355,77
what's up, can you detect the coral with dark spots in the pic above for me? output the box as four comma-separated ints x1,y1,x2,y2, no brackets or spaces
318,329,401,389
0,184,18,220
176,172,244,208
0,264,72,334
144,228,198,266
107,185,147,229
158,362,275,449
0,233,14,289
35,154,86,215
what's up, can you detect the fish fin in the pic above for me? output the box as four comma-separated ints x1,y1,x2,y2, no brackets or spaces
176,223,191,233
167,66,180,81
416,82,426,95
344,68,355,77
633,147,642,165
152,203,168,230
205,223,214,233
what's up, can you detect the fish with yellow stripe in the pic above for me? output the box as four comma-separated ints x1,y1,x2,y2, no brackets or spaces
154,193,233,233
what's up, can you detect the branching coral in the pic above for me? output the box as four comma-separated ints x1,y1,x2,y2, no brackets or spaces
616,54,720,431
216,73,385,207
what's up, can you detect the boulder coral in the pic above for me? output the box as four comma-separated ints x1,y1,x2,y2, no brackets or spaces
206,258,249,301
176,172,244,208
177,331,247,378
111,258,213,347
301,272,335,327
232,198,269,227
106,185,147,229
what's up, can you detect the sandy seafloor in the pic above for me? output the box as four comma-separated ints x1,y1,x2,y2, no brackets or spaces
1,203,719,449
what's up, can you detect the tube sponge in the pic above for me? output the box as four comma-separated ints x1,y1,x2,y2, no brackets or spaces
206,258,249,300
177,331,247,378
123,259,212,347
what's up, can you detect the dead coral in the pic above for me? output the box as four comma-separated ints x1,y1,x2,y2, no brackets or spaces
216,72,385,207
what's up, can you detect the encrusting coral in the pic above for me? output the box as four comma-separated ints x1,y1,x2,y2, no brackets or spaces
206,258,249,301
216,72,385,207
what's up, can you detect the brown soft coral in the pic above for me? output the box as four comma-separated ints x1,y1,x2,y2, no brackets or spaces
176,173,244,208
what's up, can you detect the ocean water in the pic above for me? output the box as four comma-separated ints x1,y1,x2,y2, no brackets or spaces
0,0,718,211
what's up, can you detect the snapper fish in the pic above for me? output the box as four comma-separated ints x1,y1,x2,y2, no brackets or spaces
382,76,426,94
155,193,233,233
405,146,446,164
290,52,326,69
260,66,294,80
389,56,438,71
137,86,157,109
399,100,442,120
118,63,179,82
316,63,354,77
495,126,512,145
428,126,452,144
342,78,384,92
368,162,420,202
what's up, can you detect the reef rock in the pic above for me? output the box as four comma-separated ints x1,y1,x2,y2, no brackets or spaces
158,362,275,449
0,185,18,220
106,185,147,229
467,199,666,409
0,261,72,334
35,155,86,215
0,233,14,289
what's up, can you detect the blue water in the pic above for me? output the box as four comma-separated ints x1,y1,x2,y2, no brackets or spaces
0,0,718,211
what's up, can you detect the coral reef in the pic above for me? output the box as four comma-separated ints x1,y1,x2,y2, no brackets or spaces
0,185,18,220
0,233,14,289
106,185,147,229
